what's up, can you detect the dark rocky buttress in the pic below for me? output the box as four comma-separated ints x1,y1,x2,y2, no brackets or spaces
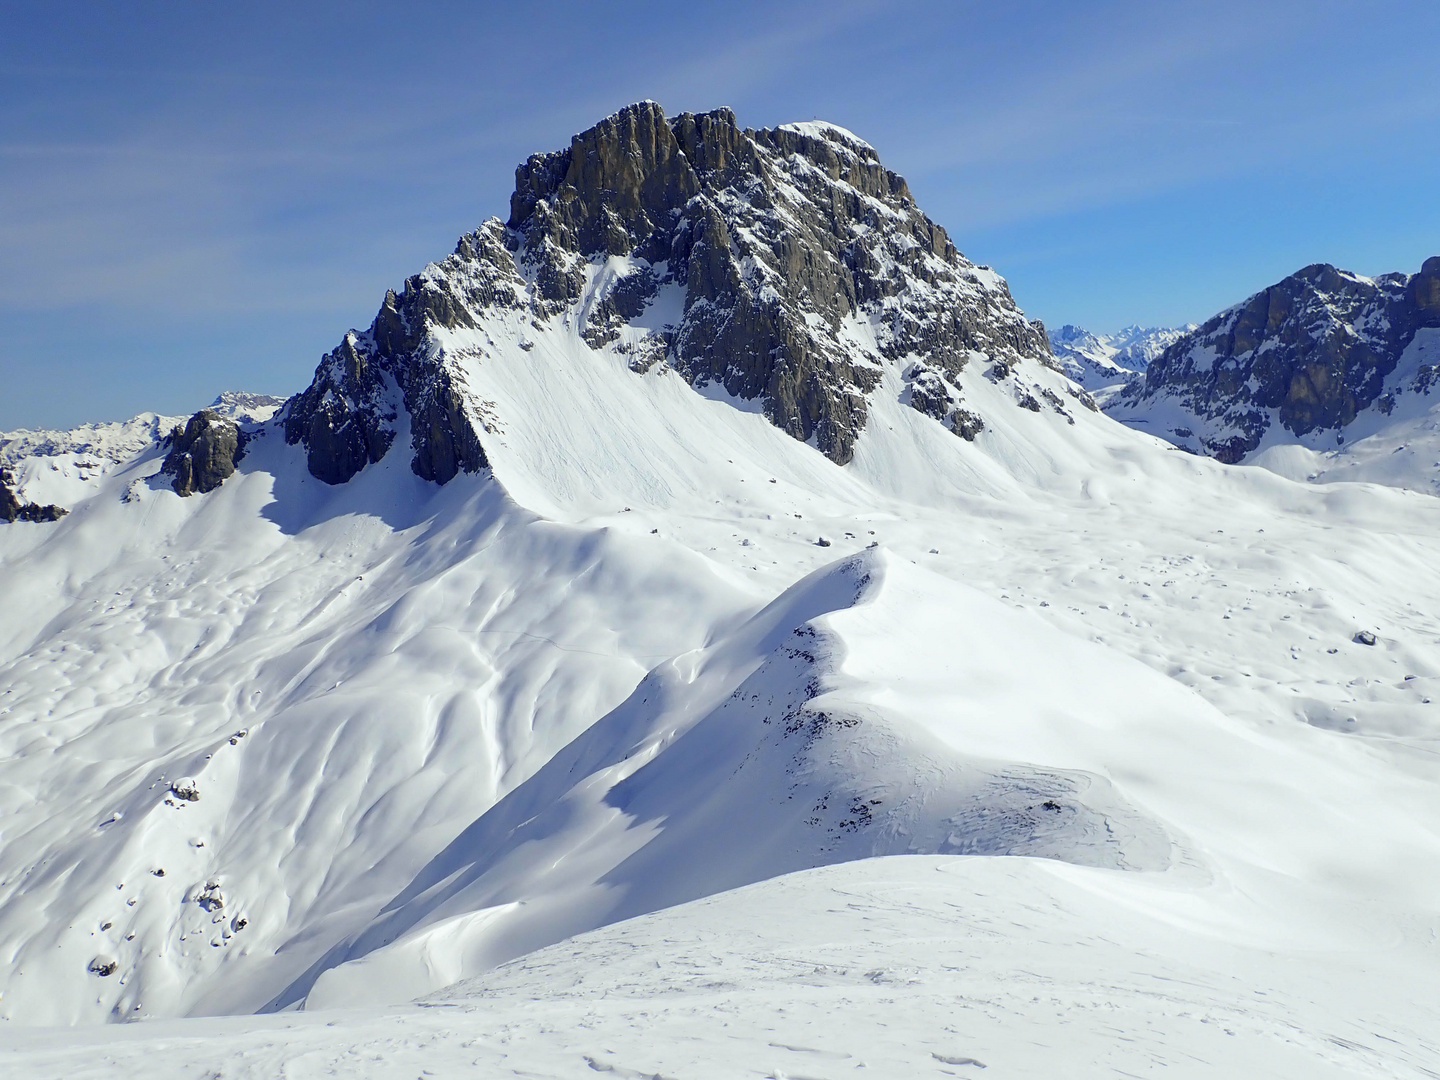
161,410,243,496
0,468,67,523
283,102,1053,484
1112,258,1440,462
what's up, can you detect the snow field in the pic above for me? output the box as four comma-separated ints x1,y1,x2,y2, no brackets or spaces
0,244,1437,1073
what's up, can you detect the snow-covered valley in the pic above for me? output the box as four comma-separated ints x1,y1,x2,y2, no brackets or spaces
1,105,1438,1077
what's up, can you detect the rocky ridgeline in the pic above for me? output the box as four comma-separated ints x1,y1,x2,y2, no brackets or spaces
283,102,1056,484
1111,258,1440,462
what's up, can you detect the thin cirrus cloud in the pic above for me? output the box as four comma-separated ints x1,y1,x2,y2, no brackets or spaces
0,0,1437,429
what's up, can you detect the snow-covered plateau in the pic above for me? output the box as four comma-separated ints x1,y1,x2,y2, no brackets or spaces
1,105,1438,1078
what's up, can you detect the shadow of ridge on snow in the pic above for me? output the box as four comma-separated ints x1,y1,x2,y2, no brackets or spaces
239,417,506,537
265,550,1170,1012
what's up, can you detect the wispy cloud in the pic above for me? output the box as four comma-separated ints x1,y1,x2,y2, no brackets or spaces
2,0,1438,427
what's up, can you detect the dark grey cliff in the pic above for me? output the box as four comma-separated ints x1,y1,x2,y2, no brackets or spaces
1111,257,1440,462
0,468,67,523
162,410,243,496
284,102,1055,484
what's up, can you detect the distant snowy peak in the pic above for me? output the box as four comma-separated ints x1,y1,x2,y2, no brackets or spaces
1046,324,1193,391
208,392,286,425
1109,258,1440,462
1107,324,1195,369
284,101,1064,485
0,392,283,513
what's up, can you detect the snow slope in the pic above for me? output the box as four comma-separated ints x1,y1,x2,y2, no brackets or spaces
5,856,1435,1080
0,310,1437,1062
1,115,1438,1076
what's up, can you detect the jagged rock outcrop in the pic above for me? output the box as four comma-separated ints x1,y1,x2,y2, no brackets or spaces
0,468,67,523
162,410,242,496
1111,258,1440,462
284,102,1055,484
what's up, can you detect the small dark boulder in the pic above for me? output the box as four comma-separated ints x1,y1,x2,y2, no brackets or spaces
170,777,200,801
162,411,241,496
1353,630,1378,646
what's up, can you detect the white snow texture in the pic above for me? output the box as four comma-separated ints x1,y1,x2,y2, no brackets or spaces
1,126,1438,1079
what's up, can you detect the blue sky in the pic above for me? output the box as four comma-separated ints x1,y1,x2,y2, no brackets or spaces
2,0,1437,429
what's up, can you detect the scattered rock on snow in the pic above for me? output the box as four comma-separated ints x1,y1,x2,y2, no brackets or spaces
195,882,225,911
0,467,68,523
170,777,200,801
88,955,118,977
1353,630,1378,646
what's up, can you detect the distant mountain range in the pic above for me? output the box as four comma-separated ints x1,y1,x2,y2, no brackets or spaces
1046,324,1195,392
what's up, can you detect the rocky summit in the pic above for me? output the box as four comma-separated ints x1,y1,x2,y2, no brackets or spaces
161,410,244,496
283,102,1058,485
1110,257,1440,462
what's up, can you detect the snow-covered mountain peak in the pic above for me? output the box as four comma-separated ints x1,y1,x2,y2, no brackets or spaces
1046,323,1194,393
1109,256,1440,462
5,107,1440,1070
206,392,286,425
282,102,1068,494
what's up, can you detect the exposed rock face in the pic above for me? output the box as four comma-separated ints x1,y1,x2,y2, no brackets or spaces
284,102,1053,483
162,410,242,496
1111,258,1440,462
281,230,511,485
0,468,67,523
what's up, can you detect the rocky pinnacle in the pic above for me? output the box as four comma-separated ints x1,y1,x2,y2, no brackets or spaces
283,102,1053,485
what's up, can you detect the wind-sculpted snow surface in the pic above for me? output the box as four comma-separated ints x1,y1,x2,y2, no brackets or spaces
1,106,1440,1077
290,551,1171,1010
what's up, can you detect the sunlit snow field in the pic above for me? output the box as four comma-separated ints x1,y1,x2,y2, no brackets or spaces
1,301,1438,1077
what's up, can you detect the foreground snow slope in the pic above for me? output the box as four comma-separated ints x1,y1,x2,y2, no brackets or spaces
4,857,1435,1079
